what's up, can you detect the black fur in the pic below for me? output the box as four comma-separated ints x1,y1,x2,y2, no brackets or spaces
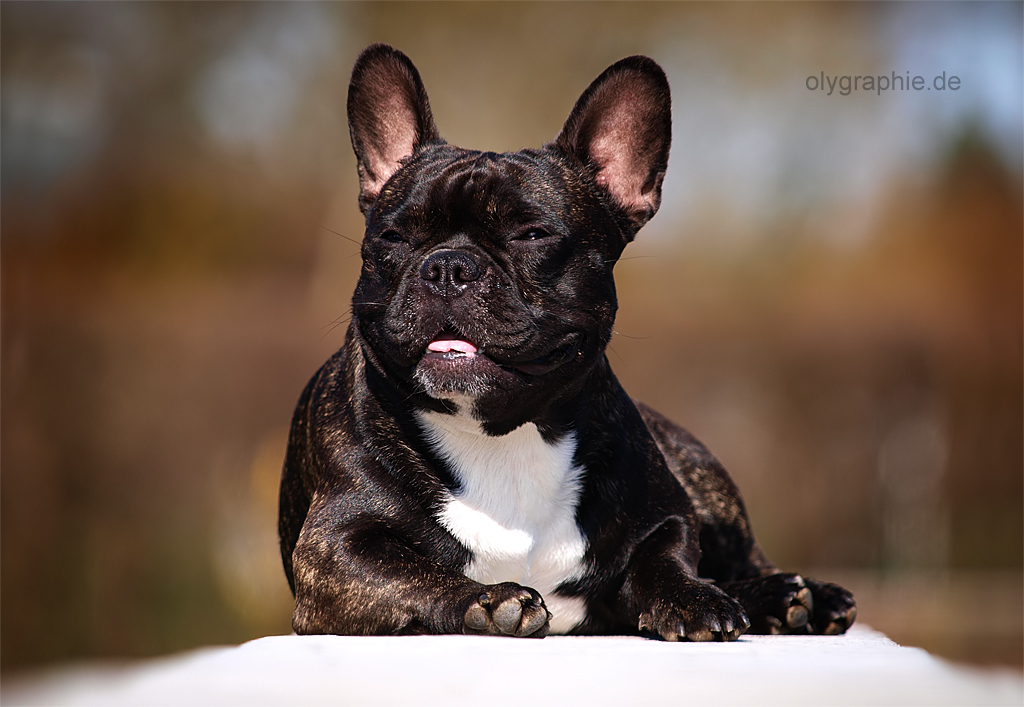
278,44,856,641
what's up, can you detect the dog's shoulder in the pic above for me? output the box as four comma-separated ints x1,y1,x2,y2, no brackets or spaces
635,400,748,522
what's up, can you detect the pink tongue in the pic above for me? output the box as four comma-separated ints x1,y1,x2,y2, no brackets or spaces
427,338,478,355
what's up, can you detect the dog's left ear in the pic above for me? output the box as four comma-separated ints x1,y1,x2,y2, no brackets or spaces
347,44,443,212
552,57,671,239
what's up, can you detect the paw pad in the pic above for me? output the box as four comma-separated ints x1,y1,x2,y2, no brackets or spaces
463,583,550,637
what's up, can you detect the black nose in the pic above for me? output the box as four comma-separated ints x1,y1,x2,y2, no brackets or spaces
420,250,481,296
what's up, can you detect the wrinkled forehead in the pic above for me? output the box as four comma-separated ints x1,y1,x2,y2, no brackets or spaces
370,147,593,230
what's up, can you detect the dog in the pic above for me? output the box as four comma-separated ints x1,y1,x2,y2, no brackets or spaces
278,44,856,640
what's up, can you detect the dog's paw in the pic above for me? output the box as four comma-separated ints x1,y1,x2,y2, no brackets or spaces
718,573,815,635
638,581,749,642
719,574,856,635
804,577,856,635
462,582,550,638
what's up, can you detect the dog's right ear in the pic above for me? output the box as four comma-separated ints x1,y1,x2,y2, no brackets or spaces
552,56,671,241
347,44,442,212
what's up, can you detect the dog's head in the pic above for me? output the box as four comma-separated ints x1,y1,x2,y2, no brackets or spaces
346,44,670,433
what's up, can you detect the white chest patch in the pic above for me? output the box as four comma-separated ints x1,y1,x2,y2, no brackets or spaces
417,408,589,634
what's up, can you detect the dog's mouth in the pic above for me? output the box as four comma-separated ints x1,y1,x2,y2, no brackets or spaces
423,331,480,359
420,329,580,376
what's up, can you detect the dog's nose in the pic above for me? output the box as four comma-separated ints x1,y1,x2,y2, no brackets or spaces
420,250,481,296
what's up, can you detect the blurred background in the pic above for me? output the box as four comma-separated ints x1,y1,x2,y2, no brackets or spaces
2,1,1021,672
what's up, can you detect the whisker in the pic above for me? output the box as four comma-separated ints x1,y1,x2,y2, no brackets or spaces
319,223,362,247
320,316,352,342
319,314,351,331
612,331,652,341
606,343,626,368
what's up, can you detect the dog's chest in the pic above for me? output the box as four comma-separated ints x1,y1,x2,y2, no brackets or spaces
417,410,588,633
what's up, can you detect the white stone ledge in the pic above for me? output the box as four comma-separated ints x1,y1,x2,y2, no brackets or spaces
4,626,1022,706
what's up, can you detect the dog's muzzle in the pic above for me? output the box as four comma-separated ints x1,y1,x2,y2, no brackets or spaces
420,250,481,298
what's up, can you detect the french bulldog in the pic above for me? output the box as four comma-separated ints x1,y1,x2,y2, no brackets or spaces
278,44,856,640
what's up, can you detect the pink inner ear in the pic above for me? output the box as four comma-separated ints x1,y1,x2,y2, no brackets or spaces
589,103,653,215
592,139,648,214
363,94,419,195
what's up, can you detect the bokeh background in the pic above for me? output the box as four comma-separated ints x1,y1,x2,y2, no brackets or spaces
2,1,1021,672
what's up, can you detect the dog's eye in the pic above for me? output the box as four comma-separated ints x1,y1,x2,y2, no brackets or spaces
377,230,406,244
515,229,550,242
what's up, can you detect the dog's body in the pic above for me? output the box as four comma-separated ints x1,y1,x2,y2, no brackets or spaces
278,45,856,640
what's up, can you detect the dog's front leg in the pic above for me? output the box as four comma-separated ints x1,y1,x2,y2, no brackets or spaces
291,514,550,637
620,517,750,642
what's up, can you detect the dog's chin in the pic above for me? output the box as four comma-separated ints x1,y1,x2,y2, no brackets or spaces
413,351,505,406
